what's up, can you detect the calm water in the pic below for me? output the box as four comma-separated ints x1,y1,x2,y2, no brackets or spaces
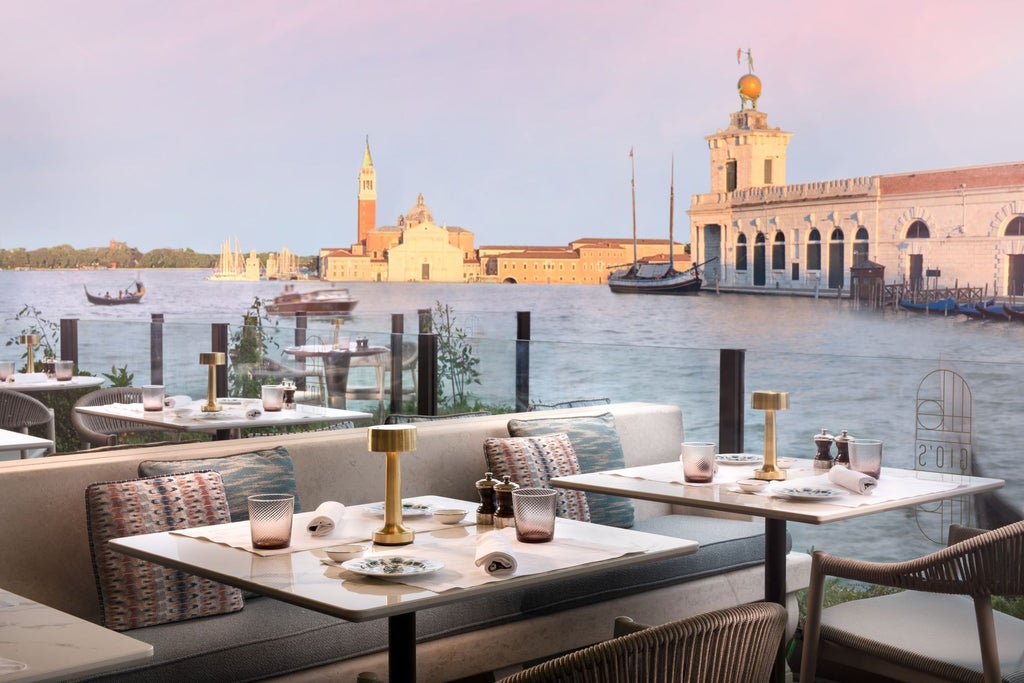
2,268,1021,562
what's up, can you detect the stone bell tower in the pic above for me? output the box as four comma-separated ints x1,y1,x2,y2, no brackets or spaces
357,136,376,244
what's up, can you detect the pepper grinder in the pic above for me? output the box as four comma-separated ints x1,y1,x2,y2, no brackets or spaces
813,428,834,471
475,471,497,525
834,430,853,466
493,475,519,529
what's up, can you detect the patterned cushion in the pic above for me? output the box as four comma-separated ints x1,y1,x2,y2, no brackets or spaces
85,471,244,631
483,433,591,522
507,413,634,528
139,446,300,522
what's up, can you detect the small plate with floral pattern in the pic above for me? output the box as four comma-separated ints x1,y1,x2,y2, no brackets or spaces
776,486,842,501
716,453,763,466
363,501,434,517
341,556,443,577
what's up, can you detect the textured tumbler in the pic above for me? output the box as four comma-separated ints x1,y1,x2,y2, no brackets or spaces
512,488,557,543
248,494,295,549
681,442,716,483
142,384,165,411
849,439,883,479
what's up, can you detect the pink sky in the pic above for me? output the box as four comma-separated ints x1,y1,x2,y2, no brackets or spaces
2,0,1021,254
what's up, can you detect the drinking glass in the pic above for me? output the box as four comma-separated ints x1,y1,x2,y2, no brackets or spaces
54,360,74,381
681,442,716,483
849,439,883,479
261,384,284,412
512,488,557,542
0,361,14,381
142,384,165,411
248,494,295,549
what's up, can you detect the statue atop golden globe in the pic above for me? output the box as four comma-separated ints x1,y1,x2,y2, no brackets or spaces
737,47,761,110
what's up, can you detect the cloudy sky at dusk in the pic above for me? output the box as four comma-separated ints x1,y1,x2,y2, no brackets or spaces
2,0,1022,255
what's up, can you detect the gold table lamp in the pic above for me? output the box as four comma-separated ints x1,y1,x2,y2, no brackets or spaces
367,424,417,545
19,334,39,374
199,352,226,412
752,390,790,481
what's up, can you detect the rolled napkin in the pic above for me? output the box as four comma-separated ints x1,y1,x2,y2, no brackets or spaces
163,394,193,408
11,373,47,384
474,529,518,576
245,407,262,419
828,465,877,494
307,501,346,536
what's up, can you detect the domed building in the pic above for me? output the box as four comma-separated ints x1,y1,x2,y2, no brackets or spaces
320,139,479,282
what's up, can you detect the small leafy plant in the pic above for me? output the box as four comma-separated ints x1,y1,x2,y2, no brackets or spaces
5,304,60,367
229,297,280,398
431,302,481,411
102,365,135,387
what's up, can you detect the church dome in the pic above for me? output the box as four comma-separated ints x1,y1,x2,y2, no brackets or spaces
405,193,433,226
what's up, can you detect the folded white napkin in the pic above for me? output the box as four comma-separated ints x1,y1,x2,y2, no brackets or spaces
307,501,346,536
474,529,518,576
11,373,47,384
163,394,193,408
828,465,877,494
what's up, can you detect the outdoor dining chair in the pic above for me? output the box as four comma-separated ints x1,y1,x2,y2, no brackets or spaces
799,520,1024,683
0,388,56,458
498,601,787,683
71,387,180,449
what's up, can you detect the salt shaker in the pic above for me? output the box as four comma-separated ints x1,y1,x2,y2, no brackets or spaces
813,428,834,471
834,430,853,466
475,471,497,525
493,475,519,529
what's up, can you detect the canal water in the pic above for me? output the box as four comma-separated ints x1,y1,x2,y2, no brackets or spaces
2,268,1021,562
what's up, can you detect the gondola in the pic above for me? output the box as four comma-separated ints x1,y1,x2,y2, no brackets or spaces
898,298,956,313
85,280,145,305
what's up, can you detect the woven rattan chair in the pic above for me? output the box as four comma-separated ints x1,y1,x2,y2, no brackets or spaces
0,388,55,457
72,387,180,449
800,521,1024,683
497,602,787,683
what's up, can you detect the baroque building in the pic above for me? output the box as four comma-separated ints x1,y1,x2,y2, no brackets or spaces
688,70,1024,297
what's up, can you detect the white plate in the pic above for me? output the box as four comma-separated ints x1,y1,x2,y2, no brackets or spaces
776,486,842,501
364,501,434,517
716,453,762,465
342,556,443,577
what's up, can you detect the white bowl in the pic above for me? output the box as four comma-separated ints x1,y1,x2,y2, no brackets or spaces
432,509,468,524
171,408,192,418
736,478,769,493
324,544,366,562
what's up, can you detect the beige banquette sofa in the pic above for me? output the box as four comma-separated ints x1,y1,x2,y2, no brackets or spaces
0,401,811,681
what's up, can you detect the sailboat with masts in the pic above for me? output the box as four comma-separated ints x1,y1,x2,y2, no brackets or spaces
607,153,709,295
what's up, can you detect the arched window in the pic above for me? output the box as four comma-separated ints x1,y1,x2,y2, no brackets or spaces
771,231,786,270
736,233,748,271
1005,216,1024,236
907,220,930,239
853,227,869,264
807,228,821,270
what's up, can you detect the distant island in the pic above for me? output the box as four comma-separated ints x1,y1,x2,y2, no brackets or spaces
0,240,317,272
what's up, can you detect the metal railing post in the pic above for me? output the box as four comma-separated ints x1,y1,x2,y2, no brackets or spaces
149,314,163,385
719,348,745,453
516,311,531,412
390,313,404,415
60,319,78,366
212,323,228,399
418,332,437,416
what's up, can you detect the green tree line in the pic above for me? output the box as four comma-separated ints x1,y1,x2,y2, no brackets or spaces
0,244,316,270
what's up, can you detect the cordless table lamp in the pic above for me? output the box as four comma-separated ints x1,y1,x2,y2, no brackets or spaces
367,424,418,545
19,334,39,374
199,352,226,412
752,390,789,481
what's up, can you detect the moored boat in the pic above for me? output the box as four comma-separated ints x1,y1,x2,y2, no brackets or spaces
608,153,708,295
1004,304,1024,323
956,299,993,319
898,298,956,313
84,280,145,305
265,285,358,316
978,301,1011,321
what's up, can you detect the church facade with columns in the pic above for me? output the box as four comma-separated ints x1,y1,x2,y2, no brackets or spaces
689,66,1024,298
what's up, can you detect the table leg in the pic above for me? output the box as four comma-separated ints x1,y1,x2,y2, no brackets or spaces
323,353,352,409
389,612,416,682
765,518,788,683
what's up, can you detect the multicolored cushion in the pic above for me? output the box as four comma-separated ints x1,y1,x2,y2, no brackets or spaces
507,413,634,528
483,433,591,522
139,446,300,522
85,470,244,631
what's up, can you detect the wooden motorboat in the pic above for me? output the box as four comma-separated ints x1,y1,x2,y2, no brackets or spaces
265,285,358,316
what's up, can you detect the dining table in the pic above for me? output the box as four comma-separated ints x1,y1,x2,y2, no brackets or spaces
108,494,699,682
0,428,54,459
0,587,153,682
283,344,388,409
2,374,103,393
74,398,372,440
550,457,1005,683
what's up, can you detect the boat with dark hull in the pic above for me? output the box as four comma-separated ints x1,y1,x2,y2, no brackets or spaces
608,154,709,295
1005,304,1024,323
265,285,358,316
84,280,145,305
898,298,956,313
978,301,1011,321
